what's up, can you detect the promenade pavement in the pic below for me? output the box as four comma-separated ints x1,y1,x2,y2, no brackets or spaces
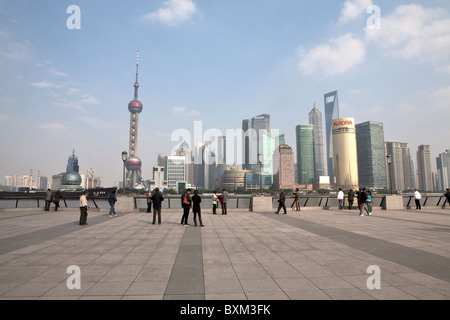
0,206,449,300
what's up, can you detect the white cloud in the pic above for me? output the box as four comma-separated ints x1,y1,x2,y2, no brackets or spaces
297,33,366,77
78,116,115,128
430,85,450,110
145,0,197,26
40,123,67,131
49,68,69,77
339,0,373,24
30,81,64,89
171,105,201,117
365,4,450,71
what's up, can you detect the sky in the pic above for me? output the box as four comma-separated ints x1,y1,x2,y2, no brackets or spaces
0,0,449,187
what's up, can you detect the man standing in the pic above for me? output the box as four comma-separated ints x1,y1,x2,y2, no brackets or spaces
79,191,89,225
150,188,164,225
414,189,422,210
337,188,344,210
347,189,354,209
221,189,228,215
276,189,287,214
45,188,52,211
181,188,192,226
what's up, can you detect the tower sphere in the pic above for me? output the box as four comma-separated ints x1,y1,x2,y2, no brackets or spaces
126,156,142,171
61,171,82,186
128,100,143,114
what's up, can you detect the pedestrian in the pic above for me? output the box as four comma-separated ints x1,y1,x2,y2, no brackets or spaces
146,189,152,213
192,190,204,227
79,191,90,225
444,188,450,208
414,189,422,210
181,188,192,226
45,188,52,211
108,189,118,217
337,188,344,210
366,189,373,213
359,188,371,216
221,189,228,215
53,190,63,211
150,188,164,225
347,189,354,209
275,189,287,214
212,190,218,214
290,189,300,211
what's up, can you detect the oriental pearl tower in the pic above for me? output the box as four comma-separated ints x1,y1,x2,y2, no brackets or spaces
125,51,144,189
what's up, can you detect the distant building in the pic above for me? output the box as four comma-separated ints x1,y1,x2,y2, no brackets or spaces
417,145,433,192
223,167,252,190
356,121,387,190
385,141,413,192
309,103,326,184
165,156,186,190
324,91,339,186
296,125,315,186
273,144,295,190
332,118,359,189
436,150,450,190
242,114,271,172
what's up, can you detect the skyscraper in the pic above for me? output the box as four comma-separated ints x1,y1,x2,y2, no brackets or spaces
165,156,186,190
309,103,325,183
417,145,433,191
66,150,79,173
356,121,386,190
296,125,315,186
273,144,295,190
436,150,450,190
242,114,271,172
125,52,144,189
385,141,413,192
332,118,359,189
324,91,339,185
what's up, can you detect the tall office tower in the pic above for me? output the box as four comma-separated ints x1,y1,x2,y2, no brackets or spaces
242,114,271,172
216,136,227,185
309,103,326,183
296,125,315,186
417,145,433,191
385,141,413,191
177,141,194,186
273,144,295,190
165,156,186,190
324,91,339,185
332,118,359,189
410,156,418,190
355,121,387,190
125,52,144,189
436,150,450,190
66,150,80,173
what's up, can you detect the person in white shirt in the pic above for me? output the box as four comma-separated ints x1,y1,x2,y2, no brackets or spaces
337,188,344,210
414,189,422,210
79,191,89,225
212,190,218,215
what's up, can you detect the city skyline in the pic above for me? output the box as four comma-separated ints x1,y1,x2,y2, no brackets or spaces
1,0,450,187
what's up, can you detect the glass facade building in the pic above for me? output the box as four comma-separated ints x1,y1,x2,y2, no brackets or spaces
309,103,325,183
356,121,387,190
296,125,315,185
324,91,339,186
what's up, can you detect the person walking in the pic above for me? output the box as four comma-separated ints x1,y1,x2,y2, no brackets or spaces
358,188,371,216
150,188,164,225
212,190,218,214
45,188,52,211
192,190,204,227
221,189,228,215
337,188,344,210
366,189,373,213
291,189,301,211
146,189,152,213
347,189,355,210
275,189,287,214
414,189,422,210
108,189,118,217
181,188,192,226
79,191,90,225
53,190,63,211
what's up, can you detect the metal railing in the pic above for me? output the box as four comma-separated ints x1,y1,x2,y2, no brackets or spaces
0,193,448,211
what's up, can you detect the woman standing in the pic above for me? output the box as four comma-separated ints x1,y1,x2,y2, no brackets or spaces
146,189,152,213
212,190,218,214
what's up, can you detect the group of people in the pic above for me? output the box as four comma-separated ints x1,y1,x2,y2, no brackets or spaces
337,188,373,216
274,188,301,214
44,189,64,211
142,188,229,226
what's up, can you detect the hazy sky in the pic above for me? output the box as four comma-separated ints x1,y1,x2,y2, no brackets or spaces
1,0,449,187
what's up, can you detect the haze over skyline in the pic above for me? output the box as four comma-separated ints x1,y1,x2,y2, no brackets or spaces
1,0,449,187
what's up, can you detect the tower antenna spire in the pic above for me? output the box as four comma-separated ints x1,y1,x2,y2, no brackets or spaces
134,50,140,100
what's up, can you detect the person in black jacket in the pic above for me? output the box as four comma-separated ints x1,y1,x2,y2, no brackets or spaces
180,188,192,226
444,189,450,208
347,189,355,209
275,189,287,214
150,188,164,225
359,188,371,216
192,190,204,227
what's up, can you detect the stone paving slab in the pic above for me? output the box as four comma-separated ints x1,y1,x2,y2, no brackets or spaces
0,207,449,300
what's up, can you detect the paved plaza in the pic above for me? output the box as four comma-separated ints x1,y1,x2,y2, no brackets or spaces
0,206,449,300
